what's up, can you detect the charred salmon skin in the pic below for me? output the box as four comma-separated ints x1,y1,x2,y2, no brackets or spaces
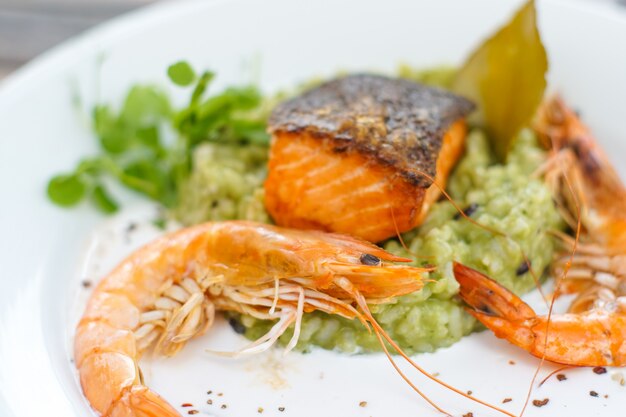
265,74,474,242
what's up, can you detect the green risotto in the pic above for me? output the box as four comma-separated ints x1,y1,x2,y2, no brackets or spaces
176,125,562,354
46,2,559,355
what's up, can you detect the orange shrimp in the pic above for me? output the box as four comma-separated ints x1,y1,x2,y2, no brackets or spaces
452,96,626,366
75,221,428,417
534,96,626,306
454,262,626,366
77,221,522,417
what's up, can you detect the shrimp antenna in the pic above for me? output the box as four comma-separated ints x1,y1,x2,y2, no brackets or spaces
413,158,550,307
338,280,518,417
538,365,572,387
412,169,505,238
388,193,435,261
519,128,583,417
373,329,453,416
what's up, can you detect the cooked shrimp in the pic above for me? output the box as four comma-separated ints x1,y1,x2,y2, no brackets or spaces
77,220,520,417
454,262,626,366
75,220,428,417
534,96,626,314
452,96,626,367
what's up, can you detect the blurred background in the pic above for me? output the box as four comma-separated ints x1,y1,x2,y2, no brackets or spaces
0,0,157,79
1,0,624,80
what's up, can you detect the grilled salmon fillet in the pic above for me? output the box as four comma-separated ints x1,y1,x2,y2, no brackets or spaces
265,74,474,242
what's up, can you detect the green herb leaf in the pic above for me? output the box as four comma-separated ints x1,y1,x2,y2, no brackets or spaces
91,184,119,213
94,105,128,154
152,217,167,230
452,0,548,161
121,86,170,126
47,174,86,207
136,126,161,152
229,118,270,145
167,61,197,87
47,62,270,215
93,86,169,155
190,71,215,104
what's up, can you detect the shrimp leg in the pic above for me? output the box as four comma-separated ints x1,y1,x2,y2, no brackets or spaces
75,221,428,417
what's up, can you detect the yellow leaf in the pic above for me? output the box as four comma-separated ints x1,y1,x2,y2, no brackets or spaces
452,0,548,161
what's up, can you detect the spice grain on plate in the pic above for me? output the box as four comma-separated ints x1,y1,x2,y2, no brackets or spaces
532,398,549,407
593,367,607,375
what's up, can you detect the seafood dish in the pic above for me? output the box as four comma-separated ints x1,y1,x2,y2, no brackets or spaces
265,74,474,242
457,96,626,367
75,222,428,416
42,0,625,416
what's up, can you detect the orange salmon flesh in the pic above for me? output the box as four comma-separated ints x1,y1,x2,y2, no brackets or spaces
264,120,467,242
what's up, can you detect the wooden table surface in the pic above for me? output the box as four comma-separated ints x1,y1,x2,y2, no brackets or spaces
0,0,157,79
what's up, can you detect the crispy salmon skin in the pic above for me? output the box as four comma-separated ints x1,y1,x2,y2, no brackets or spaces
265,74,474,242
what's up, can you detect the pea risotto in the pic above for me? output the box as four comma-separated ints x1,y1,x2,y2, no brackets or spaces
173,126,560,353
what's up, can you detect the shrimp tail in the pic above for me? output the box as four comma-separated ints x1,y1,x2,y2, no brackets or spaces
453,262,540,355
108,386,181,417
453,262,626,367
453,262,552,358
453,262,535,321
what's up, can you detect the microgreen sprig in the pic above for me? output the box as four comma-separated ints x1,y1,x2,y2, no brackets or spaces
47,61,269,213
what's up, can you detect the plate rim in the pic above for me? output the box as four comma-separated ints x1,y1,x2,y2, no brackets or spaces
1,1,626,417
1,0,626,108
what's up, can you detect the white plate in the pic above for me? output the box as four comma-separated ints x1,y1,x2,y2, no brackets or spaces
1,0,625,416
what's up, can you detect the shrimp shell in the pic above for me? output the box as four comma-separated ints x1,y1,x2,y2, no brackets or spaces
75,221,427,417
